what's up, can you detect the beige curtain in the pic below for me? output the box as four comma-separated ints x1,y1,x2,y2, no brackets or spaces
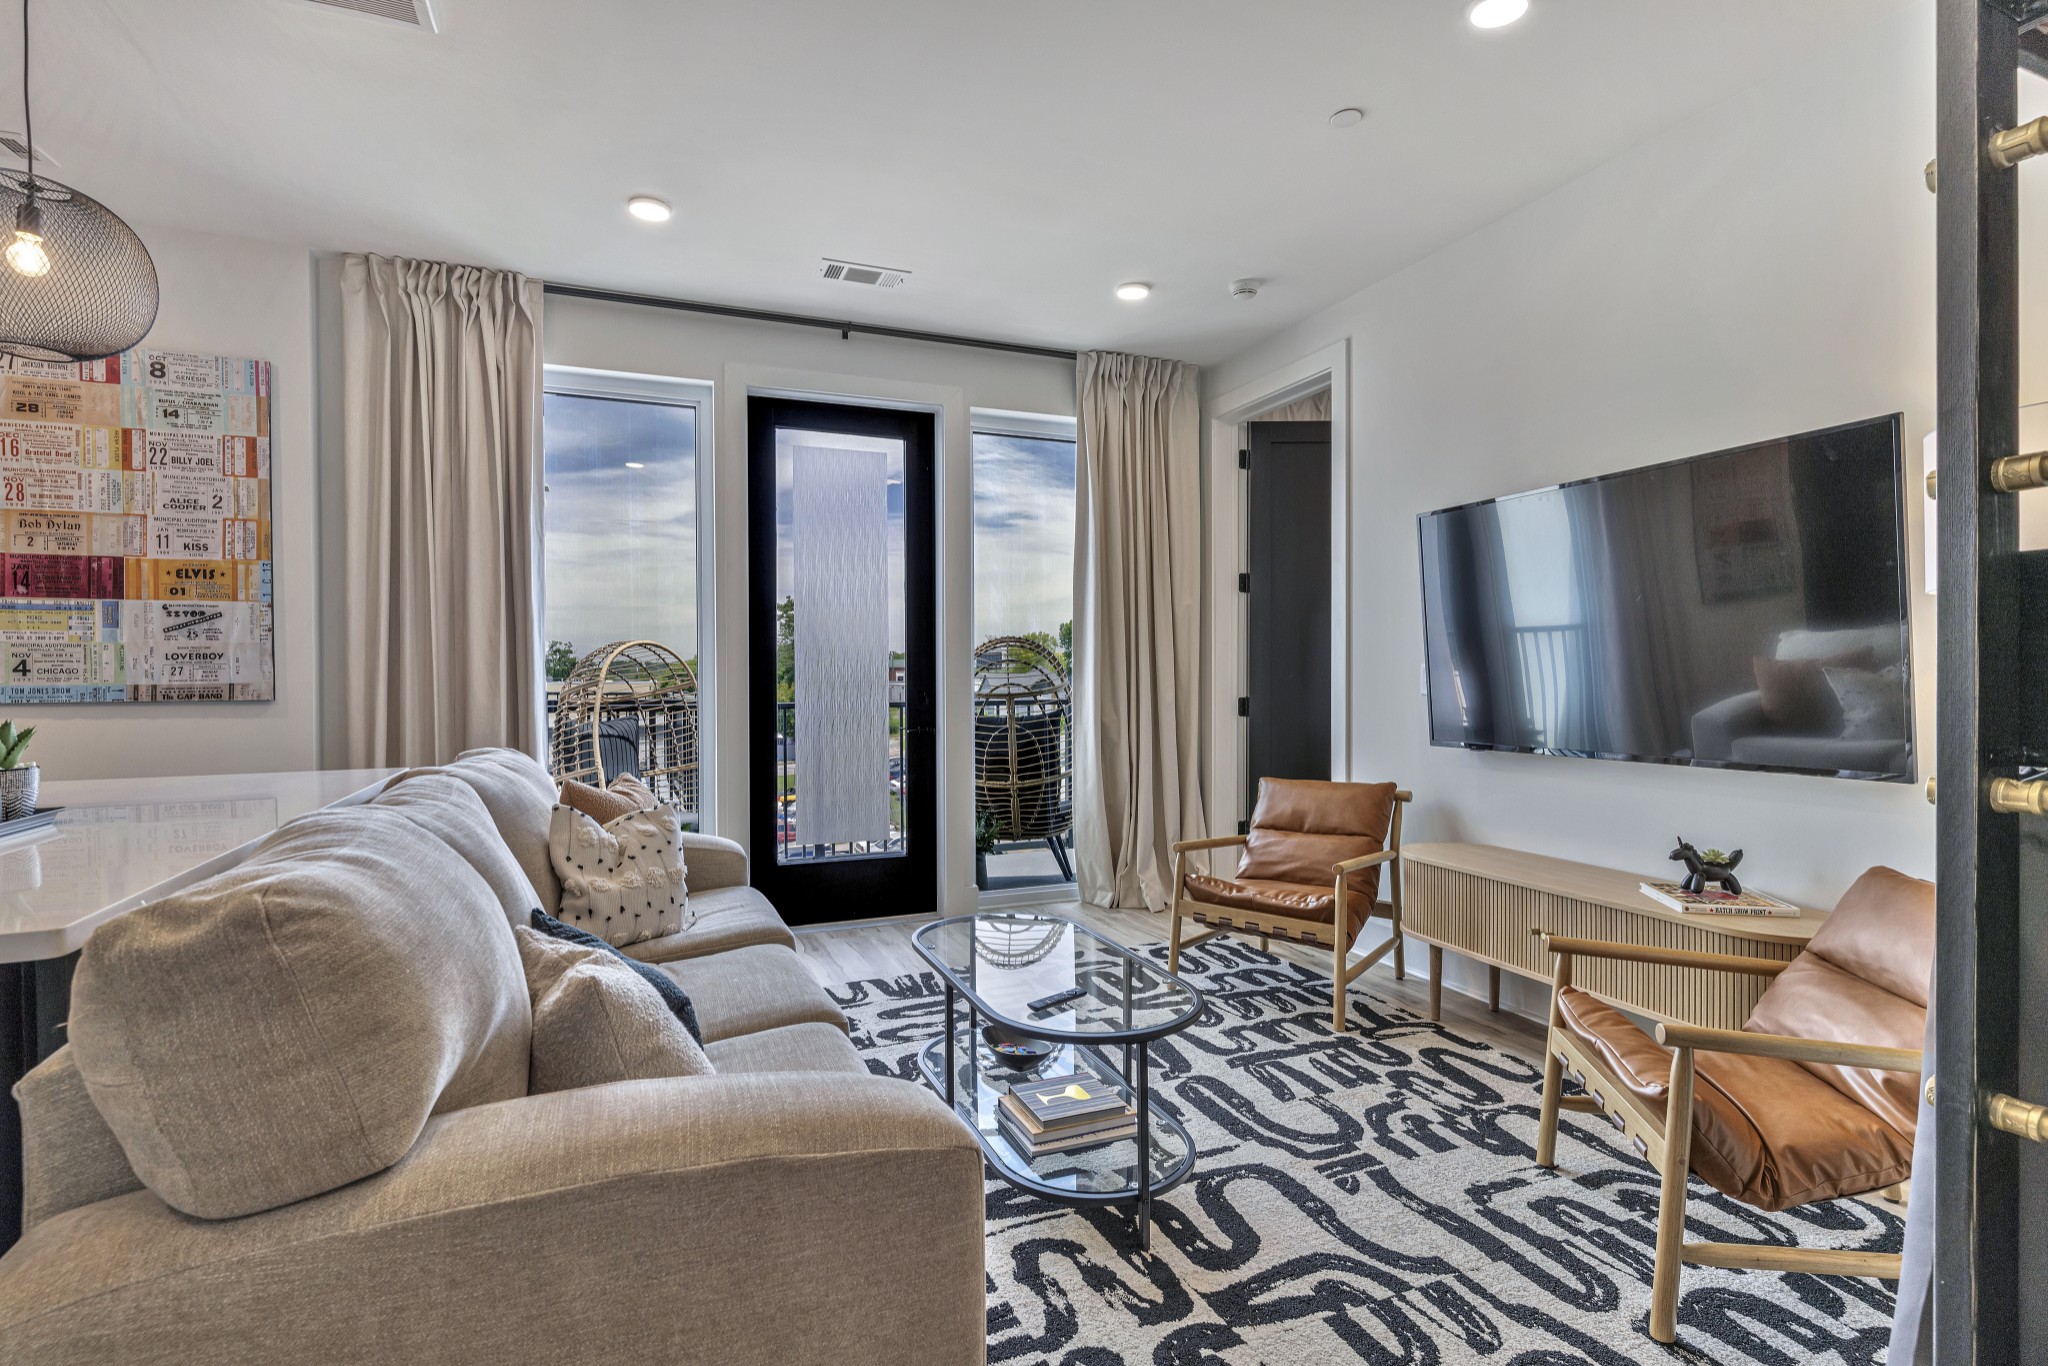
1072,351,1208,909
338,254,545,767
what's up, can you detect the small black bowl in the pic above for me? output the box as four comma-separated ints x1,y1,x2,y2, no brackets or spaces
981,1024,1057,1070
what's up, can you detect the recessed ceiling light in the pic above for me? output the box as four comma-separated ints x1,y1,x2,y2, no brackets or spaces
624,461,645,469
1115,281,1152,302
1328,107,1366,129
1467,0,1528,28
626,195,672,223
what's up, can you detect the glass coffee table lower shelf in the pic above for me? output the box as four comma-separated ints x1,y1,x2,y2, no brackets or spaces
916,1028,1195,1251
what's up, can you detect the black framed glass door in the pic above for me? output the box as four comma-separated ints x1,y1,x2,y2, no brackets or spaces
747,396,936,923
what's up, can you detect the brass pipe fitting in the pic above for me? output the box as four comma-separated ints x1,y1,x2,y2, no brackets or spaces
1989,115,2048,170
1990,450,2048,493
1989,777,2048,816
1988,1092,2048,1144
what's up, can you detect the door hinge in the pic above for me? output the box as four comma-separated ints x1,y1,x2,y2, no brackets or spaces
1237,696,1250,717
1238,448,1249,470
1238,572,1250,594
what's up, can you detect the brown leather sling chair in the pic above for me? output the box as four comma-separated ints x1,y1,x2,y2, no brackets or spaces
1534,865,1933,1344
1169,778,1410,1033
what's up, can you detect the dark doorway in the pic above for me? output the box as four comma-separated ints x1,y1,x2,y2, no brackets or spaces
747,396,936,923
1244,419,1333,819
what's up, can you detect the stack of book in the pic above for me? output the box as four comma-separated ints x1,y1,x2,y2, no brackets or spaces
1638,880,1799,917
997,1068,1137,1158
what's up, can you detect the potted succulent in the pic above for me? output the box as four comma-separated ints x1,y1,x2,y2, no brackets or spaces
0,720,37,820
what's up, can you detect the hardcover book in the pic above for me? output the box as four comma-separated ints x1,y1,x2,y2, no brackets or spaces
1006,1070,1127,1126
1638,880,1800,917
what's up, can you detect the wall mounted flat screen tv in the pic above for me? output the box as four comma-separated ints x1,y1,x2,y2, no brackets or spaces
1417,414,1913,782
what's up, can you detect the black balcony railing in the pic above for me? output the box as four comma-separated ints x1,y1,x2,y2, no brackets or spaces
773,700,908,864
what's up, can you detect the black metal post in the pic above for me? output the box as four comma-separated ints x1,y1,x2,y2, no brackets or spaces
943,982,956,1109
1135,1040,1151,1253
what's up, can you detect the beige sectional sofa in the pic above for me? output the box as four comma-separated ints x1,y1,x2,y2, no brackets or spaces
0,749,986,1365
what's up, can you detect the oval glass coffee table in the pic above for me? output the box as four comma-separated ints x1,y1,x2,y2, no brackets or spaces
911,911,1204,1251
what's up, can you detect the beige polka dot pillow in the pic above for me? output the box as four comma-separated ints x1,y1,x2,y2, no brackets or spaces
547,776,692,948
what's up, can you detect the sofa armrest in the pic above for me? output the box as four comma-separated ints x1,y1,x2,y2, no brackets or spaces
0,1075,986,1366
681,831,748,891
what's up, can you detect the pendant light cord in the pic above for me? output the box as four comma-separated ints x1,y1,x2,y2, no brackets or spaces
18,0,30,188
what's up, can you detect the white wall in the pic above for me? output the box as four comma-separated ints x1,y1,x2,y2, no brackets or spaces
1208,2,1967,1015
544,295,1075,914
26,226,318,782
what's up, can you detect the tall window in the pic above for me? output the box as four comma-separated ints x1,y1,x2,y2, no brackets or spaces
971,420,1077,895
541,377,706,813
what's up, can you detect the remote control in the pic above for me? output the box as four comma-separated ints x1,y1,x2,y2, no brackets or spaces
1027,986,1087,1013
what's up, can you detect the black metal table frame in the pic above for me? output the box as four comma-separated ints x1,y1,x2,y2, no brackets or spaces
912,914,1204,1252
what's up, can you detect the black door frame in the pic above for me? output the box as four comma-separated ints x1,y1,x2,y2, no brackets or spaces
1934,3,2048,1361
745,395,937,924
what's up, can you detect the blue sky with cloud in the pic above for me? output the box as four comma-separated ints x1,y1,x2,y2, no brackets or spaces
542,394,1074,665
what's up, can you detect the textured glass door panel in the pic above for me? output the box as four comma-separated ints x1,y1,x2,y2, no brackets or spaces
774,428,908,865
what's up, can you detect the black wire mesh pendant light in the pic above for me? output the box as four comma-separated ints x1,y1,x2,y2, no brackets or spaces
0,0,156,363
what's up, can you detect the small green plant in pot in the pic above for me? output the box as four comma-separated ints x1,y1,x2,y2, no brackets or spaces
0,720,38,820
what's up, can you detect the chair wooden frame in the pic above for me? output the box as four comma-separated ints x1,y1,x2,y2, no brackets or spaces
1167,790,1411,1033
1533,932,1921,1344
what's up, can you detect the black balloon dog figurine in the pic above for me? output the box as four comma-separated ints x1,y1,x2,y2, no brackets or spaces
1669,839,1743,897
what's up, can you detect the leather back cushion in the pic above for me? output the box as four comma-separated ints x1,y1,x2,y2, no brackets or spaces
1239,779,1397,902
1745,865,1934,1137
68,805,533,1220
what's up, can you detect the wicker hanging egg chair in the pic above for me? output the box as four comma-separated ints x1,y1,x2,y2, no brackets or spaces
971,635,1074,879
548,640,700,819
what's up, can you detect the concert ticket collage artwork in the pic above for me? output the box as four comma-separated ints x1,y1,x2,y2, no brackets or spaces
0,348,274,703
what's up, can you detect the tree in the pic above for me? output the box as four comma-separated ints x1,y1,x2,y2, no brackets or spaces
775,597,796,703
1058,619,1073,675
545,639,578,682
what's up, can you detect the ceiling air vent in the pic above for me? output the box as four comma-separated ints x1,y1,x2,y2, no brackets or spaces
0,132,55,167
820,259,910,289
293,0,439,30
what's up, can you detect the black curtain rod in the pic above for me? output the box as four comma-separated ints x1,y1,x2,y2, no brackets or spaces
543,282,1079,363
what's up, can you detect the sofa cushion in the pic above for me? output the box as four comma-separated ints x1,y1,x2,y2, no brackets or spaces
517,928,712,1094
704,1022,865,1077
677,832,748,893
532,910,700,1043
11,1047,142,1233
621,885,794,963
67,805,533,1220
1558,986,1912,1210
388,748,563,917
369,771,542,928
558,773,654,826
660,944,845,1043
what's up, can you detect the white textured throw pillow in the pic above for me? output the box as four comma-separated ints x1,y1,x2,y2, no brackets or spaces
515,927,712,1094
549,792,692,948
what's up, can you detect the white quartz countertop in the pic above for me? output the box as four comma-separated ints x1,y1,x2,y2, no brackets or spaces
0,768,399,963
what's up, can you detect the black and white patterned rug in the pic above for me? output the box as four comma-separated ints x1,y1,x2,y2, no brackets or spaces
826,937,1902,1366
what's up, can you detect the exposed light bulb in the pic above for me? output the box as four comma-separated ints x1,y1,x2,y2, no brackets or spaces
1115,281,1152,302
5,229,48,277
627,195,672,223
1467,0,1528,28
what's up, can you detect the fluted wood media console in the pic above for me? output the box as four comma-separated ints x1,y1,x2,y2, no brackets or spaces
1400,843,1830,1030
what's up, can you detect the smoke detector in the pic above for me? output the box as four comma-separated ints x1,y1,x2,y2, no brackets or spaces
820,258,910,289
1229,278,1262,302
291,0,439,30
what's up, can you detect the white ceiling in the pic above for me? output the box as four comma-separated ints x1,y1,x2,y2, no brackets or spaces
26,0,1893,365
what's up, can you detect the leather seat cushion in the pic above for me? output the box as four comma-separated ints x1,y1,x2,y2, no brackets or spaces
1182,874,1374,945
1744,865,1932,1137
1557,987,1913,1211
1236,779,1397,910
